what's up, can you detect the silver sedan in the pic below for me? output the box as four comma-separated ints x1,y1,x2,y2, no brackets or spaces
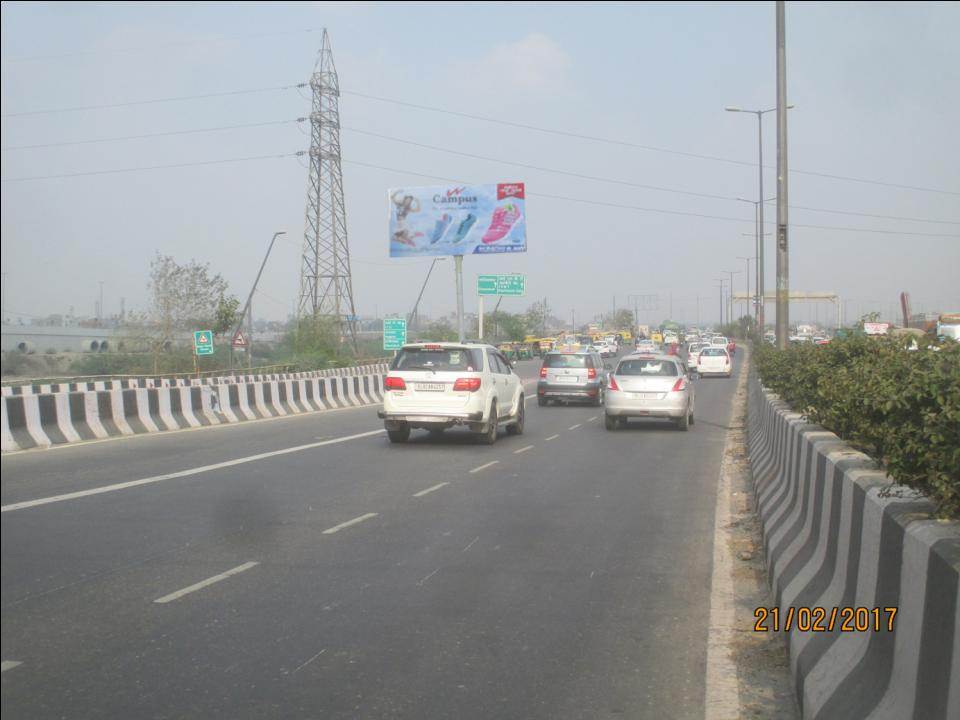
603,353,696,431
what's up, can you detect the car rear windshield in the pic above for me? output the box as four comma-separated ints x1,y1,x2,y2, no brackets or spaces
617,359,679,376
391,347,483,372
701,347,728,357
543,353,591,369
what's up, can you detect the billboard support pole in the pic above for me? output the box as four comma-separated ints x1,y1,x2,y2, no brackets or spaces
478,295,484,340
455,255,465,343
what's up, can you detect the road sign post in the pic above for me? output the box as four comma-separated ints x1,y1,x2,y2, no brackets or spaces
383,318,407,351
477,274,525,340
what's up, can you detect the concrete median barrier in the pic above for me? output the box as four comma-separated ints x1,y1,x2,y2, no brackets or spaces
1,365,388,453
747,371,959,720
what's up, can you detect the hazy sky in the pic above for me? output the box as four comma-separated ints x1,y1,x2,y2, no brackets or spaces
2,1,958,328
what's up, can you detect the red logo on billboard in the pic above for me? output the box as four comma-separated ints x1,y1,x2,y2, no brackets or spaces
497,183,525,200
446,187,466,198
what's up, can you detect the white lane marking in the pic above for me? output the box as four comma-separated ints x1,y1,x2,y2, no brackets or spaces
568,424,582,430
2,661,23,673
154,561,259,604
704,347,749,719
322,512,378,535
290,648,327,675
513,445,534,454
461,536,480,553
413,482,449,498
587,416,598,422
469,460,499,474
2,429,386,514
417,568,440,586
545,434,560,441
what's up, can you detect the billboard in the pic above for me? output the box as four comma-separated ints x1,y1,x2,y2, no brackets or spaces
389,183,526,258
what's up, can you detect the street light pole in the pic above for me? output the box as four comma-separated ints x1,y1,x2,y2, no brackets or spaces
736,256,753,325
235,231,286,370
775,0,790,350
714,280,726,326
726,104,793,333
721,270,741,327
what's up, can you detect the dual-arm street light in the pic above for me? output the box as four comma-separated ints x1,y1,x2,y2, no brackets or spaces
736,255,754,324
714,279,727,326
726,104,793,332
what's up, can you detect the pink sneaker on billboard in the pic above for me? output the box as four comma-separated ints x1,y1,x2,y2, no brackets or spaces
481,203,522,244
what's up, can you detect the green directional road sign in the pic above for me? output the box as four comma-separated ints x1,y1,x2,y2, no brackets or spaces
383,318,407,351
194,330,214,356
477,274,525,297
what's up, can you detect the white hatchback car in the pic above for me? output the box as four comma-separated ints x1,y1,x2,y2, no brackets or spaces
604,353,696,431
697,346,732,377
378,342,524,444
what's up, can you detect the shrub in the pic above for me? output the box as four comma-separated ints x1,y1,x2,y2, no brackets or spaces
754,336,960,518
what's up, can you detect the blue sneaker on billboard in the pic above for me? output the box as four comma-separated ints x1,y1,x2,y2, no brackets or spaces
450,214,476,244
430,213,453,244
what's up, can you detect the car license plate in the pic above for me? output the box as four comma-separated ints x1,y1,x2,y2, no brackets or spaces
631,392,661,399
415,383,446,392
556,375,578,383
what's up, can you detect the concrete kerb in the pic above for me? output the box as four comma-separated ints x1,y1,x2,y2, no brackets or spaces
747,376,960,720
1,368,388,453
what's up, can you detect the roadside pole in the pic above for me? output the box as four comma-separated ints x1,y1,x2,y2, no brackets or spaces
775,0,790,349
478,295,484,340
455,255,465,343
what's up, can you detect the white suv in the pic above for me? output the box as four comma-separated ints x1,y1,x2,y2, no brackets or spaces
378,342,525,444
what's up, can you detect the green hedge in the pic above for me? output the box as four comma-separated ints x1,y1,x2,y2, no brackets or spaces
754,336,960,518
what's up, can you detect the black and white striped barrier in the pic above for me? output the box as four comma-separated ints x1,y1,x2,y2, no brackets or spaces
1,374,386,452
747,373,959,720
0,364,391,396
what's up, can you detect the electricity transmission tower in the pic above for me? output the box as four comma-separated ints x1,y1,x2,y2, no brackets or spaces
297,29,358,351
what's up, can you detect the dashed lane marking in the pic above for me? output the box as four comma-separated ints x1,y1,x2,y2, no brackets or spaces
568,424,582,430
469,461,499,474
154,561,259,604
513,445,534,454
2,661,23,673
545,434,560,441
322,512,379,535
413,482,449,498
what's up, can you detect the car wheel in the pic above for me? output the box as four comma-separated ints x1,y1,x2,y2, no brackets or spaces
604,414,617,431
538,396,547,407
387,425,410,443
506,397,524,435
689,409,695,426
677,410,690,431
478,402,498,445
592,392,603,407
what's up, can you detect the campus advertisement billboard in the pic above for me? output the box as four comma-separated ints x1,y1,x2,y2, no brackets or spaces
388,183,526,258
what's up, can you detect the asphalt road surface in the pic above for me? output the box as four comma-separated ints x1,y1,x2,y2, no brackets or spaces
2,352,743,719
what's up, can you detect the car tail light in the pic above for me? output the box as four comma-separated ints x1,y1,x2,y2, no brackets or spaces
539,367,547,378
671,377,687,392
587,368,597,380
384,376,406,391
453,377,482,392
608,375,620,391
424,344,442,349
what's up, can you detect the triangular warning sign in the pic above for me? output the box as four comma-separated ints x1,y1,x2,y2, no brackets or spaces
232,330,247,348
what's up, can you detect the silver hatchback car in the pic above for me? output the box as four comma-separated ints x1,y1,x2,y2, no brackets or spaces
603,353,696,430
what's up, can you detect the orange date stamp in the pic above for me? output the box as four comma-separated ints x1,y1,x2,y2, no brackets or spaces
753,606,898,633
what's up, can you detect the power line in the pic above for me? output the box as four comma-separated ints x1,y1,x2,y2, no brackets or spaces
0,28,323,64
0,152,300,182
343,126,960,226
1,119,299,151
0,83,301,118
341,90,960,197
340,158,960,239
